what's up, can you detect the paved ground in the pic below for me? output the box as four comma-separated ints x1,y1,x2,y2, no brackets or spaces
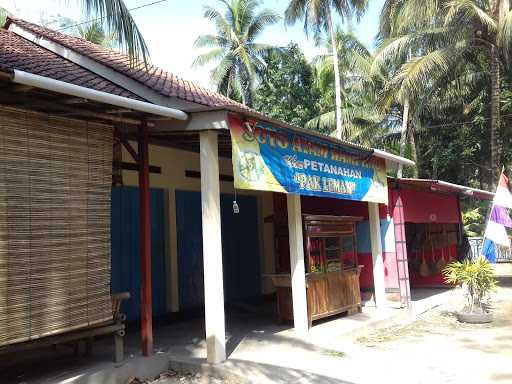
2,269,509,384
158,271,512,384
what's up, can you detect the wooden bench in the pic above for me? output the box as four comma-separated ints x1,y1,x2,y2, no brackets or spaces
0,292,130,363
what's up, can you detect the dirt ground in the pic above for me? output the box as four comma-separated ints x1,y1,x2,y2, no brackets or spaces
142,272,512,384
128,371,232,384
355,275,512,384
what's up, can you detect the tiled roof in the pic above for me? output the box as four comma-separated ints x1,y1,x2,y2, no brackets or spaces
0,28,138,99
7,17,253,112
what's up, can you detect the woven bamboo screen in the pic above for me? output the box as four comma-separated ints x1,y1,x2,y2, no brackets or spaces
0,106,113,347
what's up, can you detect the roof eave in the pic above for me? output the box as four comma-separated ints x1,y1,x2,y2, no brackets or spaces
391,177,494,200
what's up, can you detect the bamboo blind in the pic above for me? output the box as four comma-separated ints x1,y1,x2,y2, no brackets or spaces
0,107,113,347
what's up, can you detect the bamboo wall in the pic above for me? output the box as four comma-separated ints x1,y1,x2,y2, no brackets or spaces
0,107,113,347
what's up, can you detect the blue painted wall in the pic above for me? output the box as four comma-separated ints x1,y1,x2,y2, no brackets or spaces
176,190,261,310
356,219,396,254
111,186,167,321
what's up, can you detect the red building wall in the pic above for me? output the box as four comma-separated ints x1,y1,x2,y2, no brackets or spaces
389,186,462,288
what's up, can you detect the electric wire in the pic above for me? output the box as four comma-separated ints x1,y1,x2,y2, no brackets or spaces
55,0,168,32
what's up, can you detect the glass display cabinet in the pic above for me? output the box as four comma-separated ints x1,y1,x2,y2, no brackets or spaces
303,215,362,326
304,215,359,274
269,215,363,327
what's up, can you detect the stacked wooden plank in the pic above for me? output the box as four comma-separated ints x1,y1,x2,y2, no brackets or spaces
0,107,113,347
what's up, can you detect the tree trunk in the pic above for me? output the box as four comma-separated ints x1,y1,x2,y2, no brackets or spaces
499,0,510,21
409,123,419,178
397,99,410,178
326,7,343,139
490,44,501,187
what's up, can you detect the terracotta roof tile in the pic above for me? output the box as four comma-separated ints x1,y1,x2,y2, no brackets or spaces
6,17,253,112
0,28,140,100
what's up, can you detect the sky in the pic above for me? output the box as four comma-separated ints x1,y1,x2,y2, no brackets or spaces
0,0,384,89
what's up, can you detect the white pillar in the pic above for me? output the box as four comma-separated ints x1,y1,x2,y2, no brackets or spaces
287,194,309,334
200,130,226,364
368,202,387,308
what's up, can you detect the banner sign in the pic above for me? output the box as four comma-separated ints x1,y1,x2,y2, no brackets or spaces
228,114,388,204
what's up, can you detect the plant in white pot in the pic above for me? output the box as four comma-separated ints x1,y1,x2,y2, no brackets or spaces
443,257,498,323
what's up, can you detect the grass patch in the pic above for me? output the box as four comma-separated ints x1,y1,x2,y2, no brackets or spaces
323,349,346,358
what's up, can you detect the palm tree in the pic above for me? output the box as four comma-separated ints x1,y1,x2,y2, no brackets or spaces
193,0,280,107
376,0,439,178
284,0,368,139
375,0,512,184
306,28,386,145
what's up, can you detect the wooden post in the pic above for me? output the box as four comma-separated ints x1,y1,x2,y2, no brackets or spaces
138,123,153,356
200,130,226,364
287,194,309,334
368,202,387,308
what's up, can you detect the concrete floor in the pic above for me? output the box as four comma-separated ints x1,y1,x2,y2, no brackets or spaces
0,287,455,384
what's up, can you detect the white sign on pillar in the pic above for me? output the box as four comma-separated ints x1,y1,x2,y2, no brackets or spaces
368,202,387,308
200,130,226,364
287,194,309,334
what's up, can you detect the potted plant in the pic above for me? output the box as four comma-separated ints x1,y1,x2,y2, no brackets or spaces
442,257,497,323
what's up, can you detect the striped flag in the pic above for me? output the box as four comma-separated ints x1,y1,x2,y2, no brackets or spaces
481,172,512,263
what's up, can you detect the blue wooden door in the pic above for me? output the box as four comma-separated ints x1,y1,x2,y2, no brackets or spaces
176,190,261,310
111,186,166,321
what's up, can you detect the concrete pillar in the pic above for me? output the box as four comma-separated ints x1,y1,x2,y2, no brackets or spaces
200,130,226,363
287,194,309,334
368,202,387,308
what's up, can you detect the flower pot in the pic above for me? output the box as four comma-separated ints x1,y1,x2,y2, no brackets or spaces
455,311,493,324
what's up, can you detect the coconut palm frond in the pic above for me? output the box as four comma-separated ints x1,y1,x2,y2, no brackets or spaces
498,10,512,64
444,0,496,34
194,0,279,106
203,5,232,37
372,26,460,74
393,44,467,101
80,0,149,64
193,35,231,50
192,48,225,67
247,9,281,39
305,104,382,141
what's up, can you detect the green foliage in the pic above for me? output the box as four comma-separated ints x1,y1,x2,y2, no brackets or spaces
77,0,149,64
443,257,498,313
253,43,319,127
374,0,512,185
461,205,486,237
284,0,368,38
304,28,387,143
0,7,10,26
194,0,280,106
76,21,117,48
